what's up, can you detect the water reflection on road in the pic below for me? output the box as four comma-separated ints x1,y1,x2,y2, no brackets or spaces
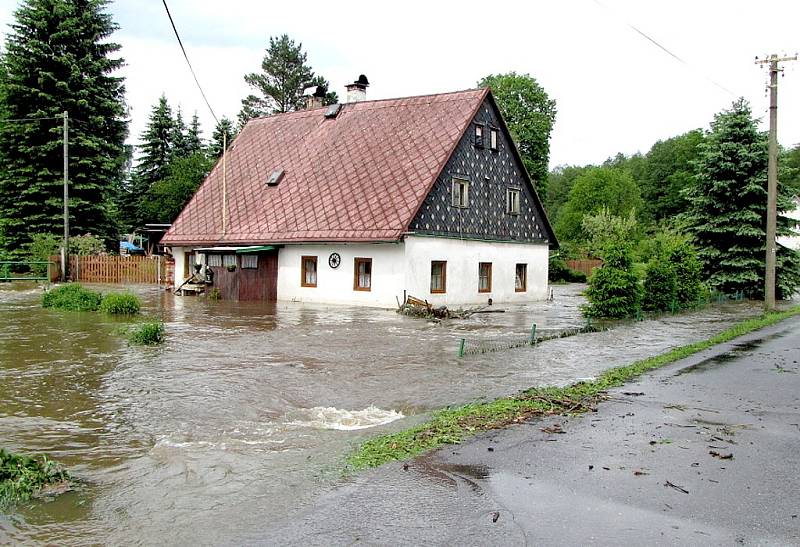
0,283,764,544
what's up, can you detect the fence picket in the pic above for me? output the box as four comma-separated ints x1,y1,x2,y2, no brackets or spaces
58,255,164,284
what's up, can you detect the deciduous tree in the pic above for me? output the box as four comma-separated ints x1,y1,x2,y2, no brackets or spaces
478,73,556,193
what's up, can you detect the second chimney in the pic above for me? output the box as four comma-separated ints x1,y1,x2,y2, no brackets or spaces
345,74,369,103
304,86,326,110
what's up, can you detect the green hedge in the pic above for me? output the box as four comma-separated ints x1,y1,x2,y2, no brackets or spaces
42,284,102,312
100,292,141,315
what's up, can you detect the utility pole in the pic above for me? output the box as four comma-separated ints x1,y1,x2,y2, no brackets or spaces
62,110,69,282
755,54,796,311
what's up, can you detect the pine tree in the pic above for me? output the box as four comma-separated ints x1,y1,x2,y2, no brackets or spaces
0,0,128,253
684,99,800,298
186,112,203,155
237,34,333,125
209,117,235,158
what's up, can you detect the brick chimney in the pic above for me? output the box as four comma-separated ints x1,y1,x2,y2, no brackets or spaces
345,74,369,103
303,85,326,110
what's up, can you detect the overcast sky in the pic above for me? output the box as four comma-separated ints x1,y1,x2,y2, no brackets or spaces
0,0,798,168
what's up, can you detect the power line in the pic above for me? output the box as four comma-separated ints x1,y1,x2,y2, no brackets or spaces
161,0,219,125
592,0,738,98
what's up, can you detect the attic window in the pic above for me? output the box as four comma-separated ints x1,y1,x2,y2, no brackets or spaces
490,128,498,151
506,188,521,215
474,124,484,148
452,178,469,208
266,169,284,186
324,103,342,118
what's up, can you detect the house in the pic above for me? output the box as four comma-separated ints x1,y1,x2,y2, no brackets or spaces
161,80,557,307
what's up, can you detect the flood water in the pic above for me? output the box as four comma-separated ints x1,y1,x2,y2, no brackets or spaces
0,283,767,545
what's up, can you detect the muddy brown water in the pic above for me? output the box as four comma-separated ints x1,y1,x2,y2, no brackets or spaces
0,283,765,545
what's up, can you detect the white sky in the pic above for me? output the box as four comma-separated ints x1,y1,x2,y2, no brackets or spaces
0,0,798,168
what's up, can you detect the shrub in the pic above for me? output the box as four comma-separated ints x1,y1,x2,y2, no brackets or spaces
100,292,141,315
669,241,704,307
642,258,677,312
42,283,102,311
128,321,165,345
0,448,70,507
584,243,641,318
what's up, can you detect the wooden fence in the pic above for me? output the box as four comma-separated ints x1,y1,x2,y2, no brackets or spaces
565,259,603,277
61,255,167,284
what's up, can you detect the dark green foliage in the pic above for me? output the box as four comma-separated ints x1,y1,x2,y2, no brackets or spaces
478,73,556,192
642,258,677,312
138,152,214,223
545,165,592,226
556,167,642,243
238,34,335,124
584,243,641,318
42,283,102,311
0,448,70,507
683,99,800,299
637,130,704,223
0,0,128,255
548,255,587,283
128,321,164,345
669,241,704,306
99,291,140,314
209,117,235,158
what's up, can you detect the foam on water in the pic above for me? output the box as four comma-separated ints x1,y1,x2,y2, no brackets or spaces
288,405,405,430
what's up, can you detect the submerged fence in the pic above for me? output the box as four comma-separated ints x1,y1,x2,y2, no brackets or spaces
0,261,56,282
458,322,602,357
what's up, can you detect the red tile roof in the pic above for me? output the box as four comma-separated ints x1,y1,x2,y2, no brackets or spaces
161,88,489,246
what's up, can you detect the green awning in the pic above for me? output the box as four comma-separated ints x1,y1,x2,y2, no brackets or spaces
235,245,277,254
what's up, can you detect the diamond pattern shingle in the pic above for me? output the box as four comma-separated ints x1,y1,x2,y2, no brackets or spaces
161,89,488,245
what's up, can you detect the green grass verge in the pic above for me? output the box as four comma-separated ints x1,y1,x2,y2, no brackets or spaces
0,448,70,508
347,306,800,470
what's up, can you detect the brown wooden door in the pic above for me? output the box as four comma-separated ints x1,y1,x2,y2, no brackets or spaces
238,252,278,301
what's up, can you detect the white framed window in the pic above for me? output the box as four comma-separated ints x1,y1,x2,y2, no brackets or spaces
301,256,317,287
354,258,372,291
241,254,258,269
474,124,484,148
452,178,469,208
207,254,222,267
490,128,498,151
506,188,521,215
223,254,237,267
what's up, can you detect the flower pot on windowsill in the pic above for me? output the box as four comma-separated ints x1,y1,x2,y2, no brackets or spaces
226,264,236,272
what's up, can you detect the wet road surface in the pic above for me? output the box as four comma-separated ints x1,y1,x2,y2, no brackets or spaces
266,317,800,546
0,283,781,544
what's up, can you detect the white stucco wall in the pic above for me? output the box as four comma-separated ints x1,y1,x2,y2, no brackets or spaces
277,243,406,307
171,236,550,307
403,236,549,306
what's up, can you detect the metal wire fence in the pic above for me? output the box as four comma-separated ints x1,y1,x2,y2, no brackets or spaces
458,322,603,357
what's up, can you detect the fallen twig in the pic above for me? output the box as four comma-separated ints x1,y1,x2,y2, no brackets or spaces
664,480,689,494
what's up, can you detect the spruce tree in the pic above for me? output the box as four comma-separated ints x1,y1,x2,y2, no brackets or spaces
684,99,800,298
0,0,128,253
209,117,235,158
186,112,203,155
136,95,175,187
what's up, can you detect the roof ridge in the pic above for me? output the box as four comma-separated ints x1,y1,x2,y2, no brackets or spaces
246,88,488,123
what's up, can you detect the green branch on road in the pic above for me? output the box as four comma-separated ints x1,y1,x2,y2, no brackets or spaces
347,306,800,470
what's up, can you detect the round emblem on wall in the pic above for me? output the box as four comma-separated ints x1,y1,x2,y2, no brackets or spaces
328,252,341,269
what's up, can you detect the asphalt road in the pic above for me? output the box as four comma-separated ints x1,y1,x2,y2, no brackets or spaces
262,317,800,546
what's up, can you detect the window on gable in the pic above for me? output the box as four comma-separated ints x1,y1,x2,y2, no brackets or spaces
354,257,372,291
301,256,317,287
452,178,469,208
474,124,484,148
241,254,258,269
479,262,492,293
490,128,498,151
506,188,521,215
430,261,446,294
515,263,527,292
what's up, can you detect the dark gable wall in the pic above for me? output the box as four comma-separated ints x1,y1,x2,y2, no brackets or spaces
409,98,549,244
